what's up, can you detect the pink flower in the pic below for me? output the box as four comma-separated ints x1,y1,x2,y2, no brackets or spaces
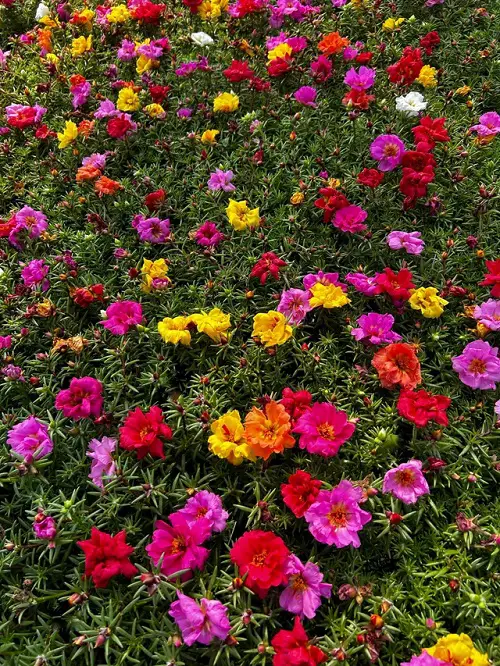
100,301,143,335
351,313,402,345
310,55,332,83
387,230,425,255
7,416,53,460
207,168,235,192
370,134,406,171
294,86,318,108
132,215,171,243
87,437,117,489
304,480,372,547
333,205,368,233
55,377,104,421
0,335,12,348
277,288,312,325
452,340,500,390
33,511,57,546
145,513,211,580
402,654,447,666
383,460,429,504
303,271,347,292
169,592,231,646
470,111,500,137
171,490,228,534
194,221,224,247
345,271,380,296
344,66,376,90
293,402,356,457
21,259,49,290
473,299,500,331
279,554,332,619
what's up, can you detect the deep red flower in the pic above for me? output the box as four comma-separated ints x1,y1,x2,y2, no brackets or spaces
107,114,134,139
397,388,451,428
419,31,441,56
267,56,293,78
271,616,328,666
7,107,37,129
250,252,286,285
129,0,165,22
401,151,436,171
314,187,350,223
0,216,17,238
223,60,255,82
399,165,435,209
342,89,375,110
77,528,138,588
230,530,289,598
310,55,332,83
387,47,423,86
71,284,105,308
281,470,321,518
412,116,450,152
35,124,56,140
357,168,384,188
182,0,203,11
355,51,374,64
279,388,312,425
248,77,271,92
480,259,500,298
119,406,173,459
144,188,166,211
149,84,170,104
375,267,415,303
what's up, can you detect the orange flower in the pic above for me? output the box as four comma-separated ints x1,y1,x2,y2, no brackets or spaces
318,32,349,56
372,343,422,390
244,400,295,460
76,165,101,182
37,28,53,53
77,119,94,137
94,176,123,196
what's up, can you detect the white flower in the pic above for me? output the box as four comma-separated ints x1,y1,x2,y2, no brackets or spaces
35,2,50,20
190,32,214,47
395,91,427,117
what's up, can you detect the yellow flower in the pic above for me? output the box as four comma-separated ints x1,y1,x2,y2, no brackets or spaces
136,54,158,75
45,53,60,66
309,283,350,309
213,92,239,113
201,129,219,144
226,199,260,230
417,65,438,88
426,634,489,666
382,17,405,31
141,259,169,293
39,16,59,27
57,121,78,149
409,287,448,318
208,411,255,465
117,88,140,112
71,35,92,57
455,85,471,96
143,103,166,118
290,192,304,205
252,311,293,347
189,308,231,343
74,8,94,25
158,316,191,346
267,42,292,62
198,0,222,19
107,5,130,22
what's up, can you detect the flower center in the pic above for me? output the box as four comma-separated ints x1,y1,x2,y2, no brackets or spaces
170,537,186,555
394,357,410,372
195,507,208,518
291,574,308,592
251,550,268,567
317,422,335,440
383,143,398,157
394,469,415,487
327,503,348,528
468,358,486,375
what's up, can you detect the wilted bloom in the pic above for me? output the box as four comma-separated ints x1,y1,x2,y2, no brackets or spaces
77,528,138,588
351,313,402,345
294,86,318,108
277,288,312,325
396,91,428,116
383,460,430,504
100,301,143,335
372,343,422,390
230,530,289,598
55,377,104,420
87,437,117,488
252,311,293,347
7,416,53,460
473,299,500,330
452,340,500,390
280,388,313,425
172,490,228,534
387,231,425,255
370,134,406,171
194,221,224,247
169,592,231,646
279,555,332,619
310,55,332,83
207,169,235,192
119,406,172,459
294,402,355,457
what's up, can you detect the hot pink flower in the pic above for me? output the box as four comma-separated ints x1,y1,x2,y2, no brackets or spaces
293,402,356,457
294,86,318,108
279,554,332,619
55,377,104,421
7,416,53,460
333,205,368,233
169,592,231,646
170,490,228,534
100,301,143,335
383,460,429,504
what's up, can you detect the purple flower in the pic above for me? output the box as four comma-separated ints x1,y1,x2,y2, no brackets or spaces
342,46,359,60
344,66,376,90
452,340,500,390
21,259,49,291
177,107,193,119
94,99,118,119
82,152,108,170
207,169,236,192
175,61,200,77
332,0,348,6
370,134,406,171
333,205,368,233
2,364,24,381
351,313,402,345
470,111,500,137
87,437,117,489
169,592,231,646
473,299,500,330
294,86,318,108
137,42,163,59
0,335,12,348
132,215,171,243
345,271,380,296
171,490,228,534
383,460,430,504
387,230,425,255
117,39,136,61
33,512,57,544
425,0,444,6
7,416,53,460
303,271,347,291
71,80,91,109
402,652,448,666
194,221,224,247
277,288,312,325
279,555,332,619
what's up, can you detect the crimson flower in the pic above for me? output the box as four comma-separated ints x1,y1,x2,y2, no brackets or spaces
399,166,435,210
119,406,173,459
230,530,289,598
375,267,415,304
397,388,451,428
144,188,166,211
77,528,137,588
223,60,255,82
271,616,328,666
281,470,322,518
250,252,287,285
479,259,500,297
279,387,312,425
149,85,170,104
357,168,384,188
267,56,293,78
412,116,450,152
387,47,423,86
419,31,441,55
314,187,350,223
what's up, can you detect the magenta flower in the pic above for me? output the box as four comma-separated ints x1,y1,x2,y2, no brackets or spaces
71,80,91,109
452,340,500,390
370,134,406,171
387,230,425,255
7,416,53,460
333,205,368,233
117,39,136,61
470,111,500,137
495,399,500,417
304,480,372,547
13,206,48,240
55,377,104,421
351,313,402,345
425,0,444,5
133,215,171,243
277,288,312,325
169,592,231,646
294,402,356,457
194,221,224,247
2,364,24,381
0,335,12,349
21,259,49,291
171,490,228,534
473,299,500,330
87,437,117,489
303,271,347,292
100,301,143,335
344,66,376,90
207,169,236,192
279,554,332,619
33,511,57,544
145,513,211,580
310,54,332,83
177,107,193,119
294,86,318,108
345,272,380,296
402,653,448,666
383,460,430,504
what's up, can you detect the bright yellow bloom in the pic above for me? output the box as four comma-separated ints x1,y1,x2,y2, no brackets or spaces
417,65,438,88
226,199,260,231
143,103,166,118
252,311,293,347
198,0,223,19
290,192,304,205
157,316,191,346
117,88,140,112
213,92,239,113
141,259,169,293
57,121,78,149
45,53,60,66
267,42,292,62
73,8,94,25
136,54,158,74
201,129,219,144
455,85,471,96
39,16,59,27
309,283,350,309
382,17,405,31
208,411,255,465
426,634,489,666
71,35,92,57
189,308,231,343
409,287,448,318
107,5,130,22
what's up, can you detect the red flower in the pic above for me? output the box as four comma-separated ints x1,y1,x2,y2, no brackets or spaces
77,528,138,588
401,151,436,171
314,187,350,223
119,406,173,459
250,252,286,285
182,0,203,11
230,530,289,598
0,216,17,238
397,388,451,428
149,84,170,104
144,188,166,211
223,60,255,82
107,114,134,139
342,89,375,110
412,116,450,152
372,343,422,390
129,0,165,22
279,387,312,425
35,124,56,140
357,168,384,188
375,267,415,304
387,47,423,86
356,51,373,64
479,259,500,298
71,284,104,308
281,470,321,518
271,616,328,666
7,107,37,129
419,31,441,56
267,56,293,77
399,166,435,210
248,77,271,92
